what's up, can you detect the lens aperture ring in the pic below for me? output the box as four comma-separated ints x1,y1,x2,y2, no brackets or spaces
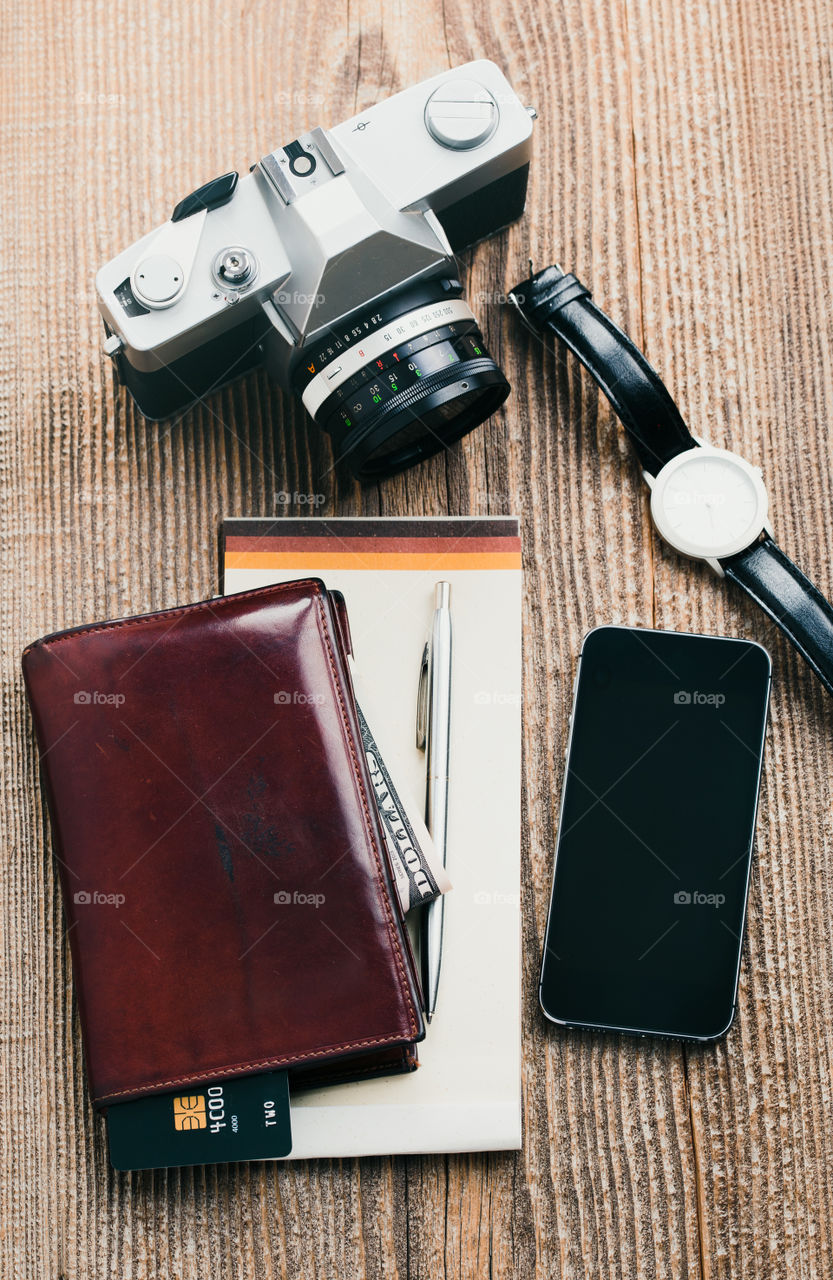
325,344,501,457
312,321,479,427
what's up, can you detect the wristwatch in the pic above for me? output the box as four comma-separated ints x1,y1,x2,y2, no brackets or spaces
510,263,833,697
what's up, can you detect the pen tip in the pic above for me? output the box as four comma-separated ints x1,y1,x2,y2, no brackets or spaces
425,1009,433,1024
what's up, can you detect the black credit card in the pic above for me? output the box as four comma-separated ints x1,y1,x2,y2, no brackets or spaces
106,1069,292,1170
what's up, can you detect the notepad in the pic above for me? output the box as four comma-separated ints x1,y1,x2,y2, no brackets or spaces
222,516,523,1157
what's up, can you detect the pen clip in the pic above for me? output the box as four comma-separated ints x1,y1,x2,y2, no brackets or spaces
415,641,429,750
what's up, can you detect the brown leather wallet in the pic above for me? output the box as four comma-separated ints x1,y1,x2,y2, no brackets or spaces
22,579,424,1108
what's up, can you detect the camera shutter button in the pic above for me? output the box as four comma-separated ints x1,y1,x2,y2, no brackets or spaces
424,79,499,150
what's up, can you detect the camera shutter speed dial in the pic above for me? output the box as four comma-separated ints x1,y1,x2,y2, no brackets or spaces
424,79,499,150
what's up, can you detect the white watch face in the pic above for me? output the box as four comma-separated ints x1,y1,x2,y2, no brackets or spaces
650,446,769,561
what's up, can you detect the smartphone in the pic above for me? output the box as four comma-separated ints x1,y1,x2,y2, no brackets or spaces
539,625,770,1041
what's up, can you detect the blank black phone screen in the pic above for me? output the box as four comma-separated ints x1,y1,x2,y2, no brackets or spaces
539,626,770,1040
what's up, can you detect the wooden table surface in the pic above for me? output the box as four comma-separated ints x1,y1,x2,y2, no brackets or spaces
4,0,833,1276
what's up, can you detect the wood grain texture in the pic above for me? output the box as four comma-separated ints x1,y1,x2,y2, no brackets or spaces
3,0,833,1275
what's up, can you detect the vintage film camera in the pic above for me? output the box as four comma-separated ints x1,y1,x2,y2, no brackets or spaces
96,61,535,477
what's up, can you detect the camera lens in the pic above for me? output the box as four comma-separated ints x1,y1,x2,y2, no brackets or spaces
294,281,510,479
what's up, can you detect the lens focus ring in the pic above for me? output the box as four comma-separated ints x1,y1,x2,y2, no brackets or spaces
325,338,509,479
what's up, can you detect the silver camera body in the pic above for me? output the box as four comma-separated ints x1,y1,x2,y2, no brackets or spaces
96,60,535,477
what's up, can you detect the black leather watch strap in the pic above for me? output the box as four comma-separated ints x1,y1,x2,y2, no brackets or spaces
513,260,833,699
511,265,695,474
722,537,833,697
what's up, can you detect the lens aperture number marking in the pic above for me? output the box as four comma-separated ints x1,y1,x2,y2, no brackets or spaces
302,299,474,416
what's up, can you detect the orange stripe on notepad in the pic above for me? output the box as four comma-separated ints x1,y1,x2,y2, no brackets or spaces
225,550,521,571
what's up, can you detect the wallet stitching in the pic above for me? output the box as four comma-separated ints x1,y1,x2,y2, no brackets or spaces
99,1036,417,1100
312,591,420,1039
22,580,318,655
295,1055,413,1084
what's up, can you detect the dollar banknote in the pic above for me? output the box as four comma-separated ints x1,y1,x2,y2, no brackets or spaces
357,703,452,914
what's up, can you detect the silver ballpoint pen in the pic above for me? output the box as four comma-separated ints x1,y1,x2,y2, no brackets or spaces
416,581,452,1022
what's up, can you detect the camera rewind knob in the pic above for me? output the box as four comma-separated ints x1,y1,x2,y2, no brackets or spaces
424,78,499,150
131,254,185,308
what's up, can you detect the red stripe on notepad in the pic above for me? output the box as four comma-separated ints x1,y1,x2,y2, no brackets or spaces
224,535,521,555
